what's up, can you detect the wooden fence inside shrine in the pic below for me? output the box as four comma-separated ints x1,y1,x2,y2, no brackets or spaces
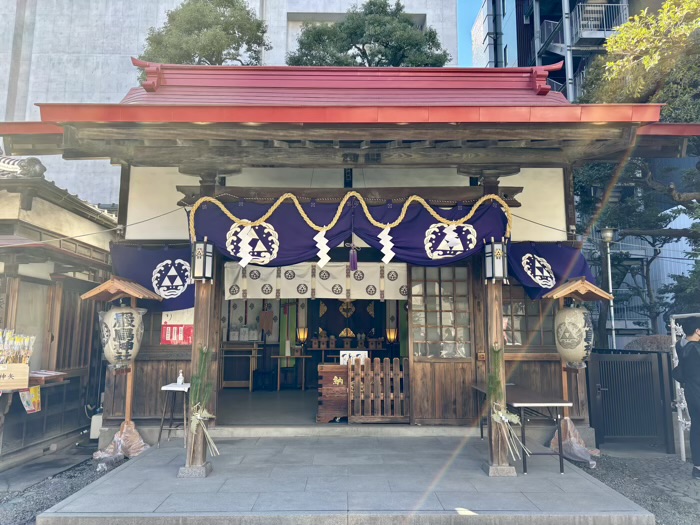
348,358,410,423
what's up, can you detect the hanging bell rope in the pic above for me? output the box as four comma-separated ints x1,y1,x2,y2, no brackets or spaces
188,191,513,241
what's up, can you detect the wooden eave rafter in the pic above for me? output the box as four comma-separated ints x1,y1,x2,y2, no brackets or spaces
80,276,163,303
542,277,613,302
53,122,641,168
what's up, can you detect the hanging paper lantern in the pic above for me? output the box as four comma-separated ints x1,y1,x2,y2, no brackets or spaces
554,305,594,368
99,306,147,368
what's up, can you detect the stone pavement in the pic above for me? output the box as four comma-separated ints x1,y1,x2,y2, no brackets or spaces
37,436,653,525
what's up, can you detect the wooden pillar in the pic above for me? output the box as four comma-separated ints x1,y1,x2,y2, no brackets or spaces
45,277,64,370
3,277,20,330
2,262,20,330
484,279,516,476
185,250,222,472
123,297,138,423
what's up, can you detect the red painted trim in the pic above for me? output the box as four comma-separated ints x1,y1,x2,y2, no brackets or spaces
37,104,662,125
637,123,700,136
0,122,63,135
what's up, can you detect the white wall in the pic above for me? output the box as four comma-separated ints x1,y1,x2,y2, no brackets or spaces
17,262,54,280
128,166,567,243
126,167,191,240
18,198,114,251
0,191,20,220
503,168,567,242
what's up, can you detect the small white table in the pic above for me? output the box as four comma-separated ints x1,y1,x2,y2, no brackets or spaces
157,383,190,448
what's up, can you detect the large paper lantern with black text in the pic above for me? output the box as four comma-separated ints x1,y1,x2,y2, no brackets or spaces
554,305,594,368
100,306,147,368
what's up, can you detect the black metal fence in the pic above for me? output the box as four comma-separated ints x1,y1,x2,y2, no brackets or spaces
587,348,675,453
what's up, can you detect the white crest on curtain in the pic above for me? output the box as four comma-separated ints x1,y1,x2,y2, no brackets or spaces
521,253,556,289
424,224,477,260
226,222,279,266
152,259,191,298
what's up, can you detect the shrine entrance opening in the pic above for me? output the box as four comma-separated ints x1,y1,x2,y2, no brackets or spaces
216,254,409,426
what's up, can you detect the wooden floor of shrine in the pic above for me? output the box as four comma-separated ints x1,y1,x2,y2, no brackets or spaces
217,389,320,426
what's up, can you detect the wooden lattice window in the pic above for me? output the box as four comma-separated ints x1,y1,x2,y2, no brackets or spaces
410,266,472,359
502,285,556,349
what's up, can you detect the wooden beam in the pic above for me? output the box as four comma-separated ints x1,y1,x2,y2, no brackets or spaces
70,123,629,143
409,140,434,149
175,185,524,207
117,164,130,229
65,143,571,168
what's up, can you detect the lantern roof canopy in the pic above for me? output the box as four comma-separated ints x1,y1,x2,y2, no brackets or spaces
542,277,613,302
81,276,163,303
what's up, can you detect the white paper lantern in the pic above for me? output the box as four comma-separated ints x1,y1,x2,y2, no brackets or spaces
554,306,594,368
100,306,147,368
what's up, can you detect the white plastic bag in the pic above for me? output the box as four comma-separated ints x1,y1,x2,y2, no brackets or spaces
93,420,149,461
550,417,600,468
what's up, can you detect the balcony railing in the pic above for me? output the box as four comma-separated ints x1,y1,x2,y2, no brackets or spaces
572,3,629,43
540,19,564,49
592,288,652,329
546,78,565,92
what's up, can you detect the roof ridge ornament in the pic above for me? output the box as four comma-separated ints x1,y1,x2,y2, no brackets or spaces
0,149,46,178
132,58,162,93
530,61,564,96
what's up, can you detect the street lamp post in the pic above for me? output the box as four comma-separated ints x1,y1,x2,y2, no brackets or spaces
600,227,617,349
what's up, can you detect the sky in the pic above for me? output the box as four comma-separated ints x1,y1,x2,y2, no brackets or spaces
458,0,481,67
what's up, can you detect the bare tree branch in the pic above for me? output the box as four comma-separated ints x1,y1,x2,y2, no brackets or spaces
631,159,700,207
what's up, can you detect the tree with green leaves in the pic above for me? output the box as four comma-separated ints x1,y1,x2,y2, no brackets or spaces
576,0,700,327
139,0,270,66
286,0,450,67
577,0,700,244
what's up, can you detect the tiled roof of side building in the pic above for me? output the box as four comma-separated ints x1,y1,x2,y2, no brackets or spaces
0,151,117,226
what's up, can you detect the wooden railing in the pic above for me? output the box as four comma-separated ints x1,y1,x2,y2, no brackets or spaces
348,358,409,423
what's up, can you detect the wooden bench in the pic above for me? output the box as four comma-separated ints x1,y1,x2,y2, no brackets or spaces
473,383,572,474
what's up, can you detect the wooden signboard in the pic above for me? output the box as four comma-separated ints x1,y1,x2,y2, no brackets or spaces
0,363,30,390
317,364,348,423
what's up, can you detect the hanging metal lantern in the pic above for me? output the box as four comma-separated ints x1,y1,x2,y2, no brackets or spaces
554,305,594,368
100,305,147,369
192,237,214,281
484,238,508,282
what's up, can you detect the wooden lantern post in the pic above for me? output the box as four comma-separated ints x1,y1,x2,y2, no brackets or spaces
542,278,614,422
81,277,163,454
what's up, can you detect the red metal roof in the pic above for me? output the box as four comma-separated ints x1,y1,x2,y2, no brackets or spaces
121,58,570,107
637,123,700,136
0,60,666,128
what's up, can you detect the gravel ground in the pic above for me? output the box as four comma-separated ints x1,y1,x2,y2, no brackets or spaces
0,458,126,525
584,455,700,525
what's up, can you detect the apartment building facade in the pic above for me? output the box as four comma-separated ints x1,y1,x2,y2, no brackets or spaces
1,0,458,205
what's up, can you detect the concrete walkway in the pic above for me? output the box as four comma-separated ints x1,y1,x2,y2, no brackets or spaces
38,437,653,525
